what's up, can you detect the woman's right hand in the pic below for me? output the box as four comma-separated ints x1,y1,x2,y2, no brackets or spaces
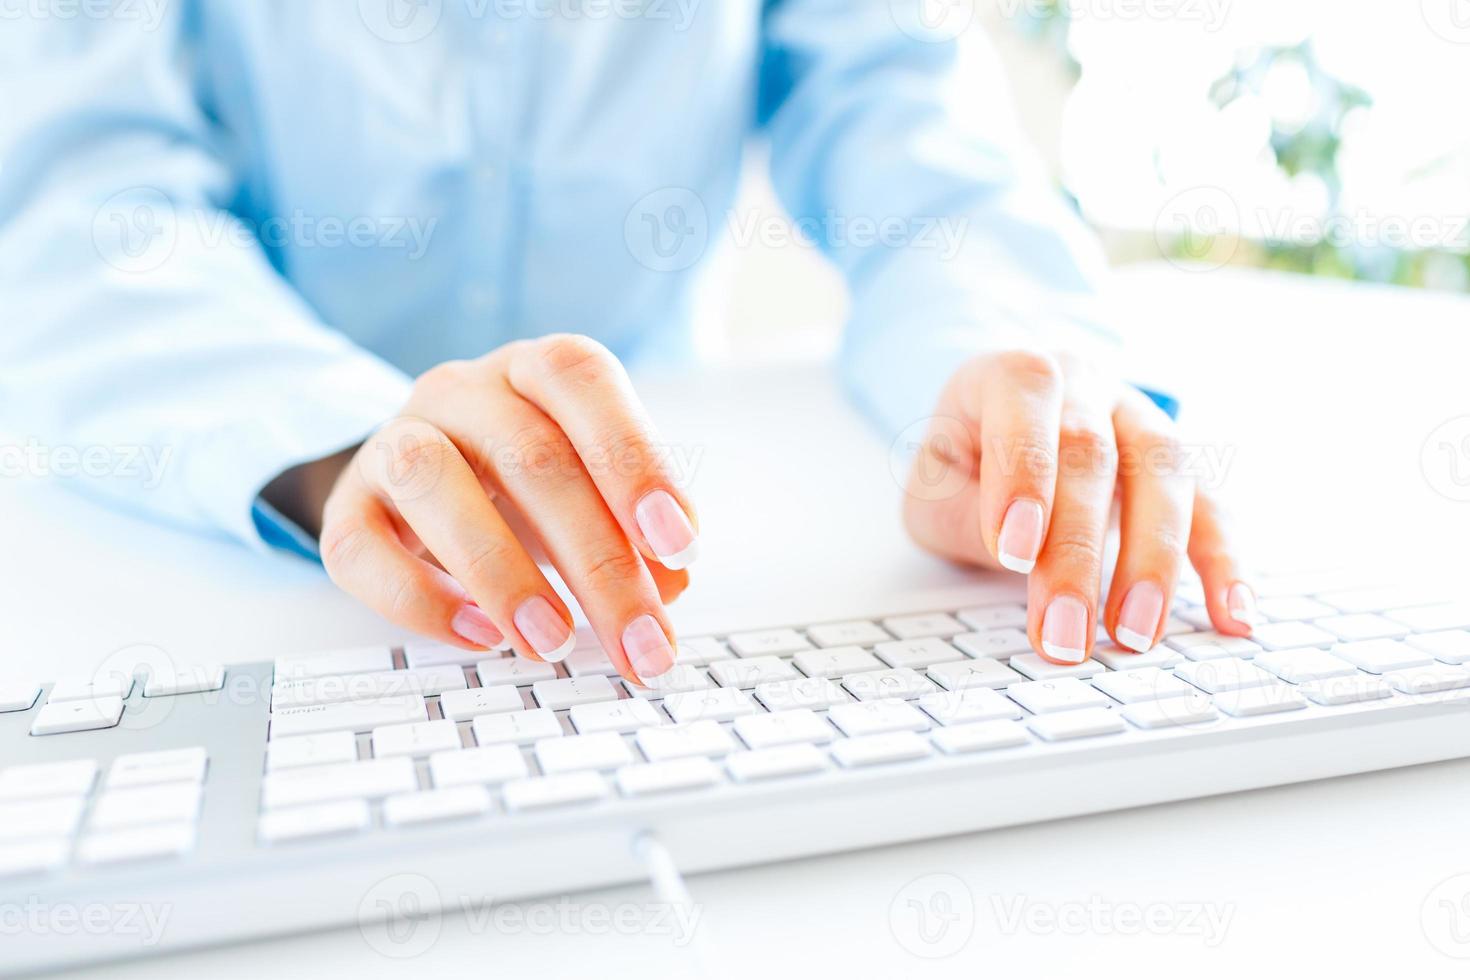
287,335,699,685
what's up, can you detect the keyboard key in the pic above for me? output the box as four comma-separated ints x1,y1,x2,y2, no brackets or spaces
403,643,505,670
917,688,1022,725
1385,603,1470,633
952,629,1034,659
931,720,1029,754
841,668,937,701
1091,644,1182,671
261,758,416,808
1027,708,1125,742
623,665,712,697
806,621,890,648
726,745,827,782
502,772,609,811
663,687,759,724
1008,654,1104,681
267,731,358,771
828,699,929,737
1007,678,1113,714
271,666,465,708
475,656,559,687
1167,633,1263,659
372,719,462,758
78,822,195,864
0,759,97,801
383,786,491,826
142,664,225,697
569,698,665,734
616,758,721,796
91,783,202,830
727,629,812,658
1214,685,1307,718
793,646,884,679
874,637,966,670
956,604,1028,631
1254,648,1358,685
881,613,965,640
1250,622,1338,651
1173,606,1215,631
269,693,426,738
1121,695,1218,730
733,709,835,749
635,720,735,761
258,800,370,842
429,746,528,787
1315,614,1410,643
1256,596,1337,621
275,646,392,680
926,658,1025,691
1317,586,1434,614
1091,667,1196,704
1299,675,1393,706
1382,664,1470,695
0,797,86,841
831,732,931,767
30,695,124,735
108,747,207,787
754,676,849,711
1173,658,1277,694
1332,640,1433,675
1405,630,1470,665
532,675,618,711
48,674,134,703
439,685,525,721
708,657,798,689
471,708,562,746
563,646,621,678
534,732,632,774
0,682,40,713
0,839,69,878
673,638,733,666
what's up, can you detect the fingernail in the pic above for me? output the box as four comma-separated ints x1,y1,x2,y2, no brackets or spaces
1116,581,1165,652
997,499,1044,574
1227,582,1257,629
635,490,699,570
622,614,676,680
1041,595,1089,663
513,596,574,662
450,604,504,649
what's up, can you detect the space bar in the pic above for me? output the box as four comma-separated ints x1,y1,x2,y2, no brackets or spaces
269,694,426,738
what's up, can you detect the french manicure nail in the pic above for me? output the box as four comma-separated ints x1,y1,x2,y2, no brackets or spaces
450,604,503,650
513,596,574,662
1227,582,1257,629
623,614,676,680
1041,595,1089,664
635,489,699,570
1116,581,1164,652
997,499,1044,574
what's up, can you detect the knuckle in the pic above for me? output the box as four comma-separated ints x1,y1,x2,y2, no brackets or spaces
1057,421,1118,477
1042,522,1106,574
319,518,372,580
1119,429,1184,479
380,422,457,497
499,419,577,480
461,536,519,585
414,359,477,397
535,333,620,384
988,348,1063,389
990,434,1057,482
580,547,647,591
383,568,431,624
591,419,659,482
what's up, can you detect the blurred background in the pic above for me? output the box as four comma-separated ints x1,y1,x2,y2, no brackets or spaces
707,0,1470,361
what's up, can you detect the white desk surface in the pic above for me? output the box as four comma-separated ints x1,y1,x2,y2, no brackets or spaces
8,265,1470,978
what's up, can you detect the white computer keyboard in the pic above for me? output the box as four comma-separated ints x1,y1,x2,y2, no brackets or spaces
5,573,1470,971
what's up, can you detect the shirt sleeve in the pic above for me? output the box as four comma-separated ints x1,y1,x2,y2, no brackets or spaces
0,15,412,550
759,1,1122,437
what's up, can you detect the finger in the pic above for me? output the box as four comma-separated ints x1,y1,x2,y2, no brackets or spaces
319,489,504,651
1027,396,1119,664
1103,392,1194,653
437,387,679,685
503,334,700,571
900,411,989,566
360,417,576,663
647,560,691,605
1188,487,1256,636
975,351,1065,573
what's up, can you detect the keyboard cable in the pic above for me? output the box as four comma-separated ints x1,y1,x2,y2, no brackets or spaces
632,832,716,976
